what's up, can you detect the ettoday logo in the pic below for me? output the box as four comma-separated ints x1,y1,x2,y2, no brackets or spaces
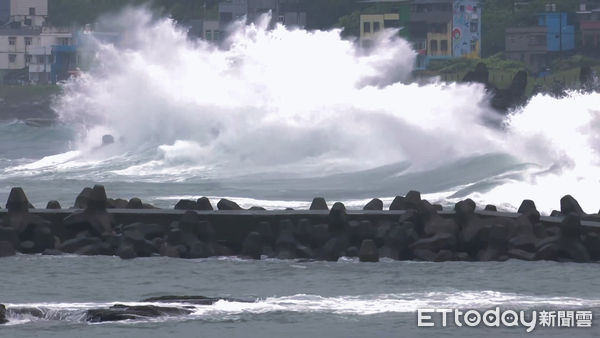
417,308,593,332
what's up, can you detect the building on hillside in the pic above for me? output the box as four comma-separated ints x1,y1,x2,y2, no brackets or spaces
0,0,47,28
358,0,481,69
576,1,600,55
359,13,401,48
452,0,481,58
217,0,306,36
505,7,575,72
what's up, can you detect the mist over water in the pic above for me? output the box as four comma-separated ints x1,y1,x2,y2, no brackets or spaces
1,8,599,213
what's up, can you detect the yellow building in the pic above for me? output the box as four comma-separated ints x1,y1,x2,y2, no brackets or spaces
359,13,401,47
426,22,452,57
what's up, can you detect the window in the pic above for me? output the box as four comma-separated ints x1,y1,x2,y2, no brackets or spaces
219,12,233,22
384,19,399,28
205,30,212,40
363,22,371,33
8,36,16,45
48,55,54,63
470,40,477,52
8,54,16,63
214,30,221,41
29,7,35,15
441,40,448,51
460,5,465,12
25,37,32,46
24,19,31,26
36,55,45,63
430,39,438,52
373,22,381,32
470,20,478,33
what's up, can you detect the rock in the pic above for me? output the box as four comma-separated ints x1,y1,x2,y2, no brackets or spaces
256,221,275,245
455,252,470,261
309,197,328,210
458,216,485,255
41,249,63,256
517,200,540,224
217,199,242,210
122,223,167,241
196,197,213,210
85,304,191,323
363,198,383,211
583,232,600,260
405,191,422,209
454,199,476,223
0,241,16,257
0,304,7,324
0,227,17,246
508,248,536,261
559,213,584,239
58,237,102,253
410,233,457,252
142,295,248,305
320,236,349,261
75,242,112,256
389,196,405,210
18,240,36,253
102,134,115,146
484,205,497,211
186,241,213,259
160,244,182,258
477,247,504,261
435,250,455,262
424,215,458,236
32,224,55,252
385,223,419,259
74,188,93,209
550,210,561,217
345,246,358,257
174,199,197,210
308,223,330,248
328,202,347,234
358,239,379,262
349,220,376,245
508,234,536,252
535,242,560,261
122,228,158,257
6,187,29,211
560,195,585,216
275,220,297,258
249,206,266,210
64,185,114,237
46,200,61,209
127,198,143,209
116,244,137,259
107,198,128,209
241,232,262,259
412,248,437,261
87,185,108,211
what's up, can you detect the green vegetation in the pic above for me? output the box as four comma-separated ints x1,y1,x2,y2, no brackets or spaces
418,55,600,96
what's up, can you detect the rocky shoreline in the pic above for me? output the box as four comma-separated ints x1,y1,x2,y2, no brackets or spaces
0,185,599,263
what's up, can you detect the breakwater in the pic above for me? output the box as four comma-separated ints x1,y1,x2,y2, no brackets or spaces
0,185,599,263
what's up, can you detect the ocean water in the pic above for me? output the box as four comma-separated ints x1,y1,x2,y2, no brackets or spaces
1,256,599,337
1,9,600,336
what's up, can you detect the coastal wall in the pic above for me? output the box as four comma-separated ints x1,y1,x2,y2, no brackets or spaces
1,185,599,263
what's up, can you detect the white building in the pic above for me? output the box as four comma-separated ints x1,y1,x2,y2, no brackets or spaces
0,0,47,28
28,27,73,83
0,27,41,71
